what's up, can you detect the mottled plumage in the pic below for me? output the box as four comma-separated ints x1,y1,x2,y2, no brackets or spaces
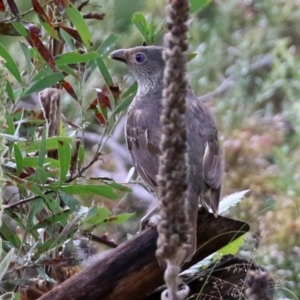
110,46,222,257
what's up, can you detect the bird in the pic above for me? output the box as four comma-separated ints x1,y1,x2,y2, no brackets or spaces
110,46,222,259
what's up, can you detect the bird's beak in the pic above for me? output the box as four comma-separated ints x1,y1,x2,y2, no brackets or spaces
109,49,127,63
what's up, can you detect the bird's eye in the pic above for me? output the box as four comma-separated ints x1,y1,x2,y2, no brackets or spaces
135,53,145,63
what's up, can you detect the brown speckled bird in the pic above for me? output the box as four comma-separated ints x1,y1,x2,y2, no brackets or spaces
110,46,222,256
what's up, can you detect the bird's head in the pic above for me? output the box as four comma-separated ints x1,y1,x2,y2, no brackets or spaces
110,46,165,97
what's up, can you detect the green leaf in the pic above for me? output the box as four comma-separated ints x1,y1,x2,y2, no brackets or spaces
23,72,65,96
113,82,137,116
78,144,84,170
5,115,15,135
59,191,80,211
58,64,77,77
213,235,245,260
20,42,33,71
12,22,29,39
121,82,137,99
83,206,110,227
57,138,72,182
113,94,135,116
37,130,47,168
87,34,118,74
104,213,134,224
60,28,76,51
97,34,118,58
24,136,74,152
30,67,54,83
13,143,23,175
6,80,14,101
35,166,49,184
55,51,99,66
23,157,60,169
21,182,46,199
30,210,72,231
96,56,113,86
0,43,22,84
60,184,119,200
37,13,59,41
189,0,211,13
0,222,21,249
65,3,92,47
132,13,149,43
0,249,14,282
104,180,132,192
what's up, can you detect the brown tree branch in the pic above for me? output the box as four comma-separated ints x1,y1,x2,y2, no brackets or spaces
38,209,250,300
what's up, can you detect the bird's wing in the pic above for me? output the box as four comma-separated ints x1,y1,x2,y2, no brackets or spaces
126,108,161,190
203,127,222,189
187,96,222,215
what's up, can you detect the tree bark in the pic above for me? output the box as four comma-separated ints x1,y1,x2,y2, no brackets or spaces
38,209,249,300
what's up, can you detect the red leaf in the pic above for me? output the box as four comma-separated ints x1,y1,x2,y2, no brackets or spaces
0,0,5,12
7,0,19,17
77,0,89,11
59,25,83,44
88,98,98,110
95,87,111,110
109,84,121,101
83,13,105,20
60,79,78,100
25,23,57,71
94,112,106,125
32,0,52,25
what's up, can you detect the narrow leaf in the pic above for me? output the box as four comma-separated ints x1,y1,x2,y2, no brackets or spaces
13,143,23,175
60,79,78,100
55,51,99,66
7,0,19,17
96,34,118,58
104,213,134,224
24,136,73,152
37,130,47,168
57,138,72,182
30,210,72,231
32,0,59,40
132,13,149,43
60,184,119,200
6,81,14,102
0,248,14,281
23,72,64,96
59,191,80,211
12,21,29,39
65,2,92,47
59,25,82,45
96,56,113,86
0,221,21,248
0,44,22,83
23,156,60,168
25,23,57,70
